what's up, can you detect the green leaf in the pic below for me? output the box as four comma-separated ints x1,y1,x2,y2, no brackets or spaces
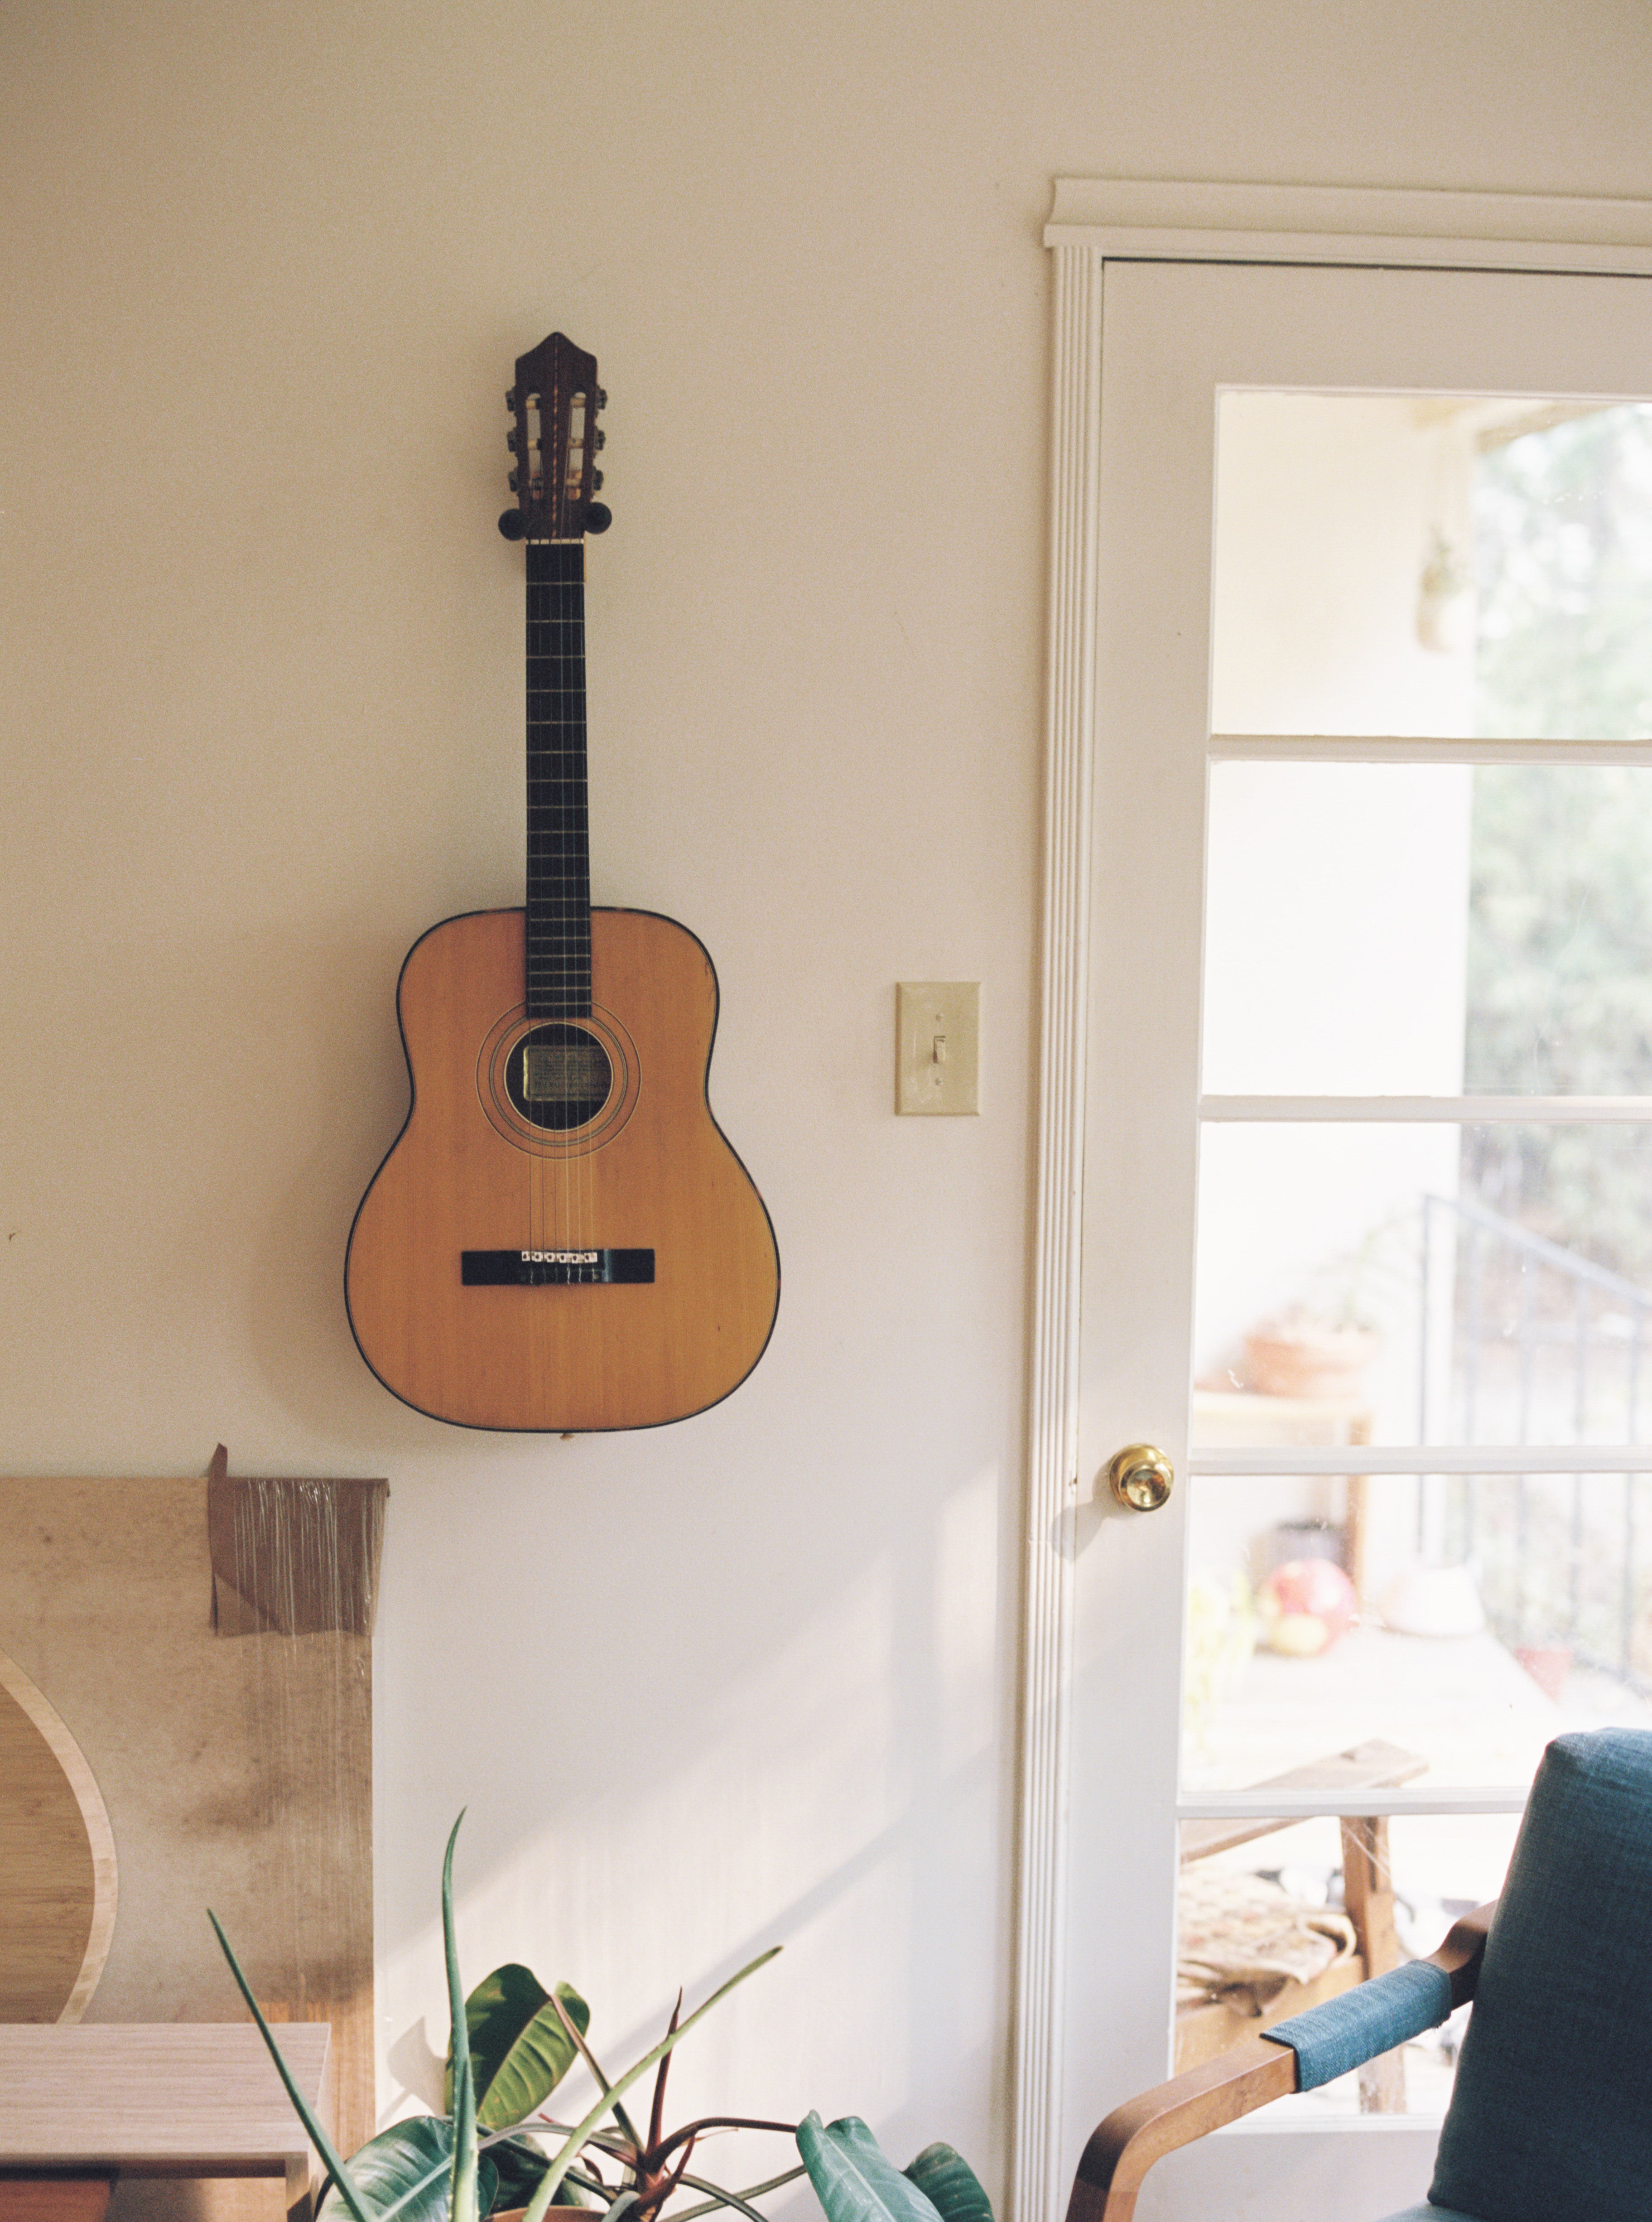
317,2119,497,2222
901,2146,993,2222
208,1909,372,2222
480,2136,591,2212
446,1968,591,2130
443,1817,481,2222
795,2117,947,2222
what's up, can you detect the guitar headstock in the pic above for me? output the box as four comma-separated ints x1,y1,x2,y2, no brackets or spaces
500,333,611,541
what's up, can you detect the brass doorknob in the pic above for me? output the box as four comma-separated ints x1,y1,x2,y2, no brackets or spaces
1107,1443,1174,1511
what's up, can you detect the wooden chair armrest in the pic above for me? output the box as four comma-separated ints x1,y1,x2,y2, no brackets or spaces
1435,1902,1493,2009
1065,2036,1294,2222
1065,1903,1496,2222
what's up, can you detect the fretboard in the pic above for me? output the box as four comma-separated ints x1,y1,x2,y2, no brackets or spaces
525,540,591,1019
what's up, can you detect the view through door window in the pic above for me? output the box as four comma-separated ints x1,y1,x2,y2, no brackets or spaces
1179,395,1652,2116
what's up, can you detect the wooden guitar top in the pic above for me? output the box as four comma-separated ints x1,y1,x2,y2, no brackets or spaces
345,906,779,1432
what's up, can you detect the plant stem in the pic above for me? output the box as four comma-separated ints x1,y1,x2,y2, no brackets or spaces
648,2124,797,2169
207,1912,372,2222
668,2168,807,2222
444,1817,480,2222
518,1950,780,2222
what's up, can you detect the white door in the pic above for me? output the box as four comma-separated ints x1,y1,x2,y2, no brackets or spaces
1059,255,1652,2221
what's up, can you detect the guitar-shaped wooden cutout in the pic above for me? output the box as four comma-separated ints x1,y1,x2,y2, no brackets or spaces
345,334,779,1430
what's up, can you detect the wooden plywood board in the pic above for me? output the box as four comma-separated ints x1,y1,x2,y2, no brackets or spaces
0,1650,116,2022
0,1475,379,2222
0,2179,115,2222
0,2024,327,2171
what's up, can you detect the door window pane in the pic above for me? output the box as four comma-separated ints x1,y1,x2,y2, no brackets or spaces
1175,1812,1520,2117
1202,760,1472,1096
1181,1471,1652,1794
1195,1121,1652,1447
1203,761,1652,1098
1477,405,1652,741
1211,394,1652,740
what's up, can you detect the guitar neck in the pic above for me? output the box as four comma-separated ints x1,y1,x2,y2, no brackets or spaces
525,539,592,1019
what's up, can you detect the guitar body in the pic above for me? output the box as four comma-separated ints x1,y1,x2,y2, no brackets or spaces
345,905,779,1431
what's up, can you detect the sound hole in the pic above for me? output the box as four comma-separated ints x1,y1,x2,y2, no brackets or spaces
505,1022,614,1131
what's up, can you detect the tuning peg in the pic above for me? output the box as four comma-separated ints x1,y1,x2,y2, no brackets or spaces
594,429,606,450
505,389,517,409
499,509,529,540
583,502,612,535
591,469,604,491
506,429,520,453
507,469,520,492
595,388,608,411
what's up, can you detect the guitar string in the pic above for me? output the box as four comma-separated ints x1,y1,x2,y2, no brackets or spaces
581,548,595,1273
526,541,597,1282
565,544,588,1269
563,549,579,1267
572,545,590,1267
529,548,540,1275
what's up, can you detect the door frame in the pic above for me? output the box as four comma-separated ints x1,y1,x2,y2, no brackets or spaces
1014,177,1652,2222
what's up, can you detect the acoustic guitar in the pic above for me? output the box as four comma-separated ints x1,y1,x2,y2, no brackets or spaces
345,333,779,1431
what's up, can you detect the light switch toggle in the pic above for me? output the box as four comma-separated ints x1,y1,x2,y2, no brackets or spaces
897,983,980,1114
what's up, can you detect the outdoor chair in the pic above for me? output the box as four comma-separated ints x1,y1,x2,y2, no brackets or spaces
1068,1725,1652,2222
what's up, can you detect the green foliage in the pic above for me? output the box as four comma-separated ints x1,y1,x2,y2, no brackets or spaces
318,2117,497,2222
794,2117,993,2222
216,1823,994,2222
1464,760,1652,1284
207,1909,372,2222
444,1966,591,2130
211,1819,789,2222
1468,409,1652,1287
483,2136,588,2213
445,1819,480,2222
795,2117,944,2222
898,2145,994,2222
1465,764,1652,1096
1476,405,1652,744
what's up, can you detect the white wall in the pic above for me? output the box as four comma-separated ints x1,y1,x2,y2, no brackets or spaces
5,0,1652,2207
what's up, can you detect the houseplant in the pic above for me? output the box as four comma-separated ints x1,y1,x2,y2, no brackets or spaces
212,1817,997,2222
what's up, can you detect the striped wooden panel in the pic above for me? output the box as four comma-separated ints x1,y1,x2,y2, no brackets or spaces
0,1650,116,2023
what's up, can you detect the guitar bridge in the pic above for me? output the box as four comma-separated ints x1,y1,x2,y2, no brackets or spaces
462,1249,655,1286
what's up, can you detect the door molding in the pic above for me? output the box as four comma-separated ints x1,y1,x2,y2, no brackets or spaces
1045,176,1652,274
1012,180,1652,2222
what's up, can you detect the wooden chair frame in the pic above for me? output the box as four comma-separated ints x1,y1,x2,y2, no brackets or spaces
1066,1906,1494,2222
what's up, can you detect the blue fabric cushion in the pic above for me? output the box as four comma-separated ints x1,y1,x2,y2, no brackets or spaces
1261,1960,1454,2090
1429,1727,1652,2222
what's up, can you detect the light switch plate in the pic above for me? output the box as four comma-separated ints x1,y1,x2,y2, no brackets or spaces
896,982,980,1114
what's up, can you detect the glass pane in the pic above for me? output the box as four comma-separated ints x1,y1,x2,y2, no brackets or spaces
1211,394,1652,740
1194,1122,1652,1446
1202,760,1470,1095
1181,1472,1652,1794
1203,760,1652,1097
1477,406,1652,741
1175,1812,1520,2116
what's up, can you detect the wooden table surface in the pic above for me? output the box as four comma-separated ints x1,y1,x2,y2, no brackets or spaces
0,2024,328,2218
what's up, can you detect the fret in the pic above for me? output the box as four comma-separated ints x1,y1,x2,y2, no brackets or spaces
523,540,592,1019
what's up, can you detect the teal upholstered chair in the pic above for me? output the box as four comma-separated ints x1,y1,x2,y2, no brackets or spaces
1069,1727,1652,2222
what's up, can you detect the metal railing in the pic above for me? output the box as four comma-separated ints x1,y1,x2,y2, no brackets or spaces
1418,1191,1652,1695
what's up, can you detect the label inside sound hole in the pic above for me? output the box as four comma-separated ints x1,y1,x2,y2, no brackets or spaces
462,1249,655,1286
506,1022,613,1130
